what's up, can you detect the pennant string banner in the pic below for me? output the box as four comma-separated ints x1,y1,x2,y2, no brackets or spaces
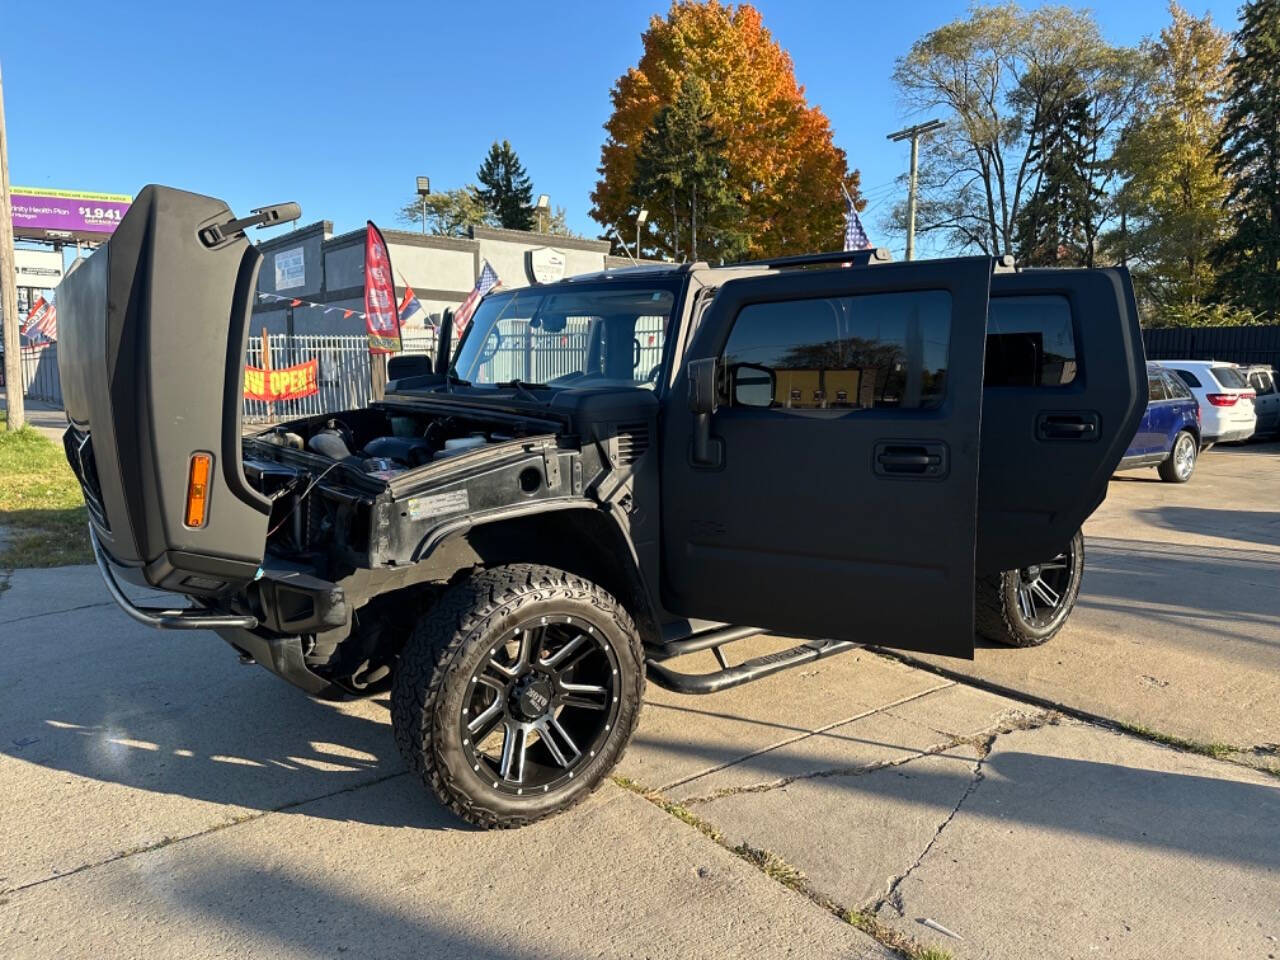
257,291,368,319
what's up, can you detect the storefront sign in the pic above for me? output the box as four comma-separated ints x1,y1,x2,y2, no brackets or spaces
274,246,305,289
243,358,319,402
10,187,132,242
14,249,64,288
527,246,567,284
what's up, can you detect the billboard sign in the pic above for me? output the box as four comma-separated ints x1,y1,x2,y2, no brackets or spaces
10,187,132,242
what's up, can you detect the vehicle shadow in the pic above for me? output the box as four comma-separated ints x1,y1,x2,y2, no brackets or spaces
1130,506,1280,548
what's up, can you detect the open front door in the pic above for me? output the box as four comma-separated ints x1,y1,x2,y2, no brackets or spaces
977,268,1146,573
661,257,993,658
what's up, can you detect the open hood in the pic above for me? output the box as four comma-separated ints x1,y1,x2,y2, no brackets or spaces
57,185,272,594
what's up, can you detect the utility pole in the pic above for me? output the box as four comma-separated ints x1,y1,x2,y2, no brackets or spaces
887,119,944,262
0,62,24,431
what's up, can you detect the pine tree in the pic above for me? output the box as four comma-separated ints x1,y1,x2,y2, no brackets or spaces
1215,0,1280,320
476,140,535,231
1016,91,1096,266
631,76,745,262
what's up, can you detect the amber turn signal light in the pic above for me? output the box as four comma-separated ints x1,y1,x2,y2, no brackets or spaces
185,453,213,528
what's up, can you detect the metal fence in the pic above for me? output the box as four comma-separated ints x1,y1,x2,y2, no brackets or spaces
19,343,62,403
1143,325,1280,369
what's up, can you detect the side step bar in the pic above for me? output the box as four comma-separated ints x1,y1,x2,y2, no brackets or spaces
646,638,859,695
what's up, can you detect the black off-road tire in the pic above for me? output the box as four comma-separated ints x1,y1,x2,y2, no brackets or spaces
975,529,1085,648
1157,430,1197,483
391,563,645,829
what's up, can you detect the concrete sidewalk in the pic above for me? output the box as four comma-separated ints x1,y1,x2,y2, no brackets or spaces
2,566,1277,959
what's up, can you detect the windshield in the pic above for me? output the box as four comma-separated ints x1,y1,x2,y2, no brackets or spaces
451,284,677,389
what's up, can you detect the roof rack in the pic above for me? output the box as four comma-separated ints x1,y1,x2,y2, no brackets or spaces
717,247,893,271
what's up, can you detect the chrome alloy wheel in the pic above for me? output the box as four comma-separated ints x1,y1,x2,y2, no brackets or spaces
459,615,621,797
1172,432,1196,480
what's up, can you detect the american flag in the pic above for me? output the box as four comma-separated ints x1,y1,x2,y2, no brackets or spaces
20,297,57,342
452,261,501,341
844,193,872,251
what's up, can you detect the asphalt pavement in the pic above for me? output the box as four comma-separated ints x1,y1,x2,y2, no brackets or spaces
1,443,1278,959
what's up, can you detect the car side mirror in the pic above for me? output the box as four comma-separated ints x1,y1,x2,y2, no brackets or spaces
687,358,719,414
730,363,775,408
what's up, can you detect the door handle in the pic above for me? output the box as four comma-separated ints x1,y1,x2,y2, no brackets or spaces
873,441,948,478
1037,412,1100,441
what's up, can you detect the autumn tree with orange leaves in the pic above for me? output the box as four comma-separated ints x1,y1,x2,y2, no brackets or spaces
591,1,862,261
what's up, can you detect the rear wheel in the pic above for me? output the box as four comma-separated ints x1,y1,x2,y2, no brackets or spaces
1158,430,1197,483
975,529,1084,647
391,564,644,829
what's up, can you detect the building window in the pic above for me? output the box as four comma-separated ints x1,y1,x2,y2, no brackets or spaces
722,290,952,410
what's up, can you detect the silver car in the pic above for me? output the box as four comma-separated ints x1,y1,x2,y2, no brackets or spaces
1243,364,1280,437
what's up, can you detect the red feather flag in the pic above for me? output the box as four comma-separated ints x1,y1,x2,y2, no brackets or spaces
363,221,402,354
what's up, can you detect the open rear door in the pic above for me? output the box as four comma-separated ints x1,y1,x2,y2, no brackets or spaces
977,267,1146,572
58,185,272,596
661,257,992,658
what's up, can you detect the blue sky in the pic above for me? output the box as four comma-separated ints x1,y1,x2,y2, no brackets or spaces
2,0,1245,258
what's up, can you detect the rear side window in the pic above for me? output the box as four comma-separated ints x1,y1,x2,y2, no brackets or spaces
1149,376,1169,401
723,290,952,410
1166,373,1193,399
1211,366,1247,389
985,295,1077,386
1171,368,1202,389
1248,371,1275,395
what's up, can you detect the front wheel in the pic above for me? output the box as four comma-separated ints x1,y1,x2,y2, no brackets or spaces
1158,430,1197,483
975,529,1085,647
391,564,645,829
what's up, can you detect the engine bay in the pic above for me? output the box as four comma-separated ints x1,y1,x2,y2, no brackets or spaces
250,405,541,479
242,405,553,564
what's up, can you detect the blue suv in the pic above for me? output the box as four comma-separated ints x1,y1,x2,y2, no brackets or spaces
1116,362,1202,482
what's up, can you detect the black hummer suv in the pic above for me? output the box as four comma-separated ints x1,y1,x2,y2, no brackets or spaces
58,186,1145,827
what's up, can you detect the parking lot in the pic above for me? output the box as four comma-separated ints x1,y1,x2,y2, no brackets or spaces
1,443,1278,959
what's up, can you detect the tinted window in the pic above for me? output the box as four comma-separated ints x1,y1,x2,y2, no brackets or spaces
1248,371,1275,395
1171,368,1202,389
985,295,1077,386
1166,373,1193,399
1148,375,1169,402
1211,366,1247,389
723,290,951,410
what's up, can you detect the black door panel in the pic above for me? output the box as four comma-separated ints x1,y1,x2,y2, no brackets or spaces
978,269,1146,573
661,257,993,658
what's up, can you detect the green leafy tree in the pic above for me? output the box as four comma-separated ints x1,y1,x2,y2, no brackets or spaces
536,205,584,238
396,185,491,236
1015,90,1095,264
893,4,1144,259
1106,4,1232,317
1215,0,1280,320
477,140,535,231
631,75,747,262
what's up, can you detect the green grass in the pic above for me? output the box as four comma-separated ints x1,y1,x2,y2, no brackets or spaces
1118,722,1238,761
0,412,91,568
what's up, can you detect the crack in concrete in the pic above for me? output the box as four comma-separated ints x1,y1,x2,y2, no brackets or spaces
679,735,967,805
0,768,410,898
654,680,954,794
0,599,116,626
681,708,1058,806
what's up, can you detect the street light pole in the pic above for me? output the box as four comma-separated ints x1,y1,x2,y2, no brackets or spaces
535,194,550,234
0,62,24,431
416,176,430,235
636,208,648,261
887,119,944,262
